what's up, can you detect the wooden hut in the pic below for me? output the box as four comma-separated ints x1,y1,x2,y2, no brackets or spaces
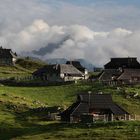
99,57,140,85
0,46,17,65
33,64,84,82
61,93,130,123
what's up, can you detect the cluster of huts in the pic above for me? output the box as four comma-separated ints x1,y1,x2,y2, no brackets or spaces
0,47,139,123
32,56,140,86
99,57,140,85
1,46,140,86
0,47,88,82
1,46,140,85
32,57,139,123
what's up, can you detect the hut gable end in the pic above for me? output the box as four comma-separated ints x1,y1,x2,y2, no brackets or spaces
0,46,17,65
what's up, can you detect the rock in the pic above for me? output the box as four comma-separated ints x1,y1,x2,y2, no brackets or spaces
134,92,139,98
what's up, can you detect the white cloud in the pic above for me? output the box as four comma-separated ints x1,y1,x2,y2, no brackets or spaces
0,0,140,66
1,18,140,66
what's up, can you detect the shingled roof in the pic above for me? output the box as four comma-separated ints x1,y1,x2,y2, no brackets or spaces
33,64,58,76
99,69,122,81
60,64,84,76
61,93,129,120
66,61,85,73
33,64,84,77
118,69,140,80
104,57,140,69
72,93,128,116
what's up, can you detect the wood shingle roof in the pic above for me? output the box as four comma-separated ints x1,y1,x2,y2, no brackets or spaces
118,69,140,80
61,93,129,119
99,69,122,81
105,57,140,69
72,93,129,115
60,64,84,76
66,61,85,73
33,64,84,77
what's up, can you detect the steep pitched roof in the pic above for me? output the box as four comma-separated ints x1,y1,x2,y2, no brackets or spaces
110,104,129,115
66,61,85,73
33,64,84,77
33,64,58,76
69,93,129,116
78,93,113,103
60,64,84,76
71,102,89,116
118,69,140,80
99,69,122,81
104,57,140,69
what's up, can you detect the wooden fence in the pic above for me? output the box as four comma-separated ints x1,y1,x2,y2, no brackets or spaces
130,114,140,121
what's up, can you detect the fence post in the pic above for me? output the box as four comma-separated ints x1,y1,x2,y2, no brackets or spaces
124,114,127,120
128,115,131,120
111,114,114,121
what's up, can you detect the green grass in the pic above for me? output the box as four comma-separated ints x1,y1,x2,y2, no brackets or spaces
0,82,139,115
0,58,45,79
0,82,140,140
0,121,140,140
0,83,91,106
16,58,46,71
0,65,31,78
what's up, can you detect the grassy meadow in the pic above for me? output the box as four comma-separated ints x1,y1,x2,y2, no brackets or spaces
0,82,140,140
0,59,139,140
0,58,45,79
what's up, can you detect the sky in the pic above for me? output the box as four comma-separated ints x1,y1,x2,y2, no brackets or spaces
69,0,140,5
0,0,140,66
59,0,140,7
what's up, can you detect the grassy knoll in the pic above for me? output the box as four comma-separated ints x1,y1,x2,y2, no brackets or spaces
0,83,91,106
0,58,45,79
0,82,140,139
16,58,46,71
0,65,31,78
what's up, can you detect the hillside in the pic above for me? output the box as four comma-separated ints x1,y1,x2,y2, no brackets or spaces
0,61,139,139
0,58,46,79
16,58,46,71
0,82,140,139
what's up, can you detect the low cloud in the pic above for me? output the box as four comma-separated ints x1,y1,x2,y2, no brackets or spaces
1,19,140,66
1,0,140,66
